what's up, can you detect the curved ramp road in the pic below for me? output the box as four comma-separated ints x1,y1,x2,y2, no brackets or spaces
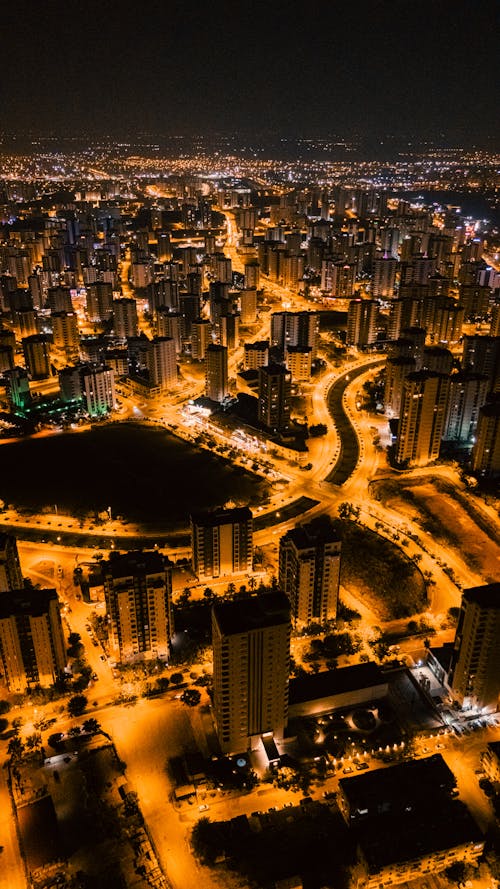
326,360,384,486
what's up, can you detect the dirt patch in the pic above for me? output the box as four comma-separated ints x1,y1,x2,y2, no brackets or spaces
373,477,500,582
328,518,427,620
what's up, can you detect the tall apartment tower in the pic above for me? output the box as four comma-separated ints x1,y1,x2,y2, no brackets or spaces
442,372,490,444
347,298,378,347
258,363,292,431
51,311,80,361
212,592,291,754
113,297,139,339
244,340,269,370
472,401,500,477
22,334,52,379
0,588,66,692
279,521,341,625
384,356,416,418
448,583,500,711
205,343,228,402
191,319,211,361
147,336,177,390
191,507,253,580
86,281,114,323
102,551,174,664
372,256,397,298
271,311,319,359
81,365,116,416
0,534,23,593
395,371,450,467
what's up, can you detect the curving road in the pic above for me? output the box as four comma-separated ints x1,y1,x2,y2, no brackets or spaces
326,360,384,485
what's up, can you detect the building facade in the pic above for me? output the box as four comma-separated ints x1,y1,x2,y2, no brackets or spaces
279,521,341,624
191,507,253,580
0,588,66,692
212,592,291,754
103,551,174,664
448,582,500,711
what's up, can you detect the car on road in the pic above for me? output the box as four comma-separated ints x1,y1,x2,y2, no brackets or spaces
198,804,209,812
356,762,369,771
342,766,353,774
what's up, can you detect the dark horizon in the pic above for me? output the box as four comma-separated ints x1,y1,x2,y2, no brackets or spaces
1,0,499,145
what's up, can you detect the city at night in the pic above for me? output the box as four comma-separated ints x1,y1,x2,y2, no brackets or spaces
0,2,499,888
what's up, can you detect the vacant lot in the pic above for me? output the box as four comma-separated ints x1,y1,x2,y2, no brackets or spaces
373,477,500,583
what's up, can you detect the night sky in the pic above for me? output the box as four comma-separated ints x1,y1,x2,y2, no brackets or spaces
1,0,499,142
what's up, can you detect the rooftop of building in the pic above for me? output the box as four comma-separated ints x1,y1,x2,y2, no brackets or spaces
244,340,269,350
281,519,341,552
289,662,385,706
427,642,454,673
103,549,170,579
190,505,253,527
358,799,482,873
259,363,291,376
213,592,290,637
0,587,57,619
463,581,500,609
339,754,456,817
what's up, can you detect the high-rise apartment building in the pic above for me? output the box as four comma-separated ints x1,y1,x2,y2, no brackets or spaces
395,371,450,467
113,297,139,339
279,521,341,624
22,334,52,379
244,340,269,370
191,507,253,580
443,372,489,444
0,588,66,692
472,401,500,477
372,256,397,298
156,309,182,354
51,311,80,361
285,345,312,381
86,281,114,323
191,319,211,361
205,343,228,402
212,592,291,754
102,551,174,664
384,356,417,418
0,534,23,593
347,298,378,347
258,363,292,432
81,365,116,416
239,288,257,324
147,336,177,390
5,367,32,410
271,311,319,359
448,583,500,711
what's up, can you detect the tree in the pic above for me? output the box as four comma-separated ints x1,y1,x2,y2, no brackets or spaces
203,587,215,600
181,688,201,707
7,737,25,761
178,588,192,607
82,718,101,735
338,502,360,521
25,732,42,751
68,694,88,717
225,582,236,598
170,672,184,686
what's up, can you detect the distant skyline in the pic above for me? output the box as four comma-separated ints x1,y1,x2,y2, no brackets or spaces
1,0,499,144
